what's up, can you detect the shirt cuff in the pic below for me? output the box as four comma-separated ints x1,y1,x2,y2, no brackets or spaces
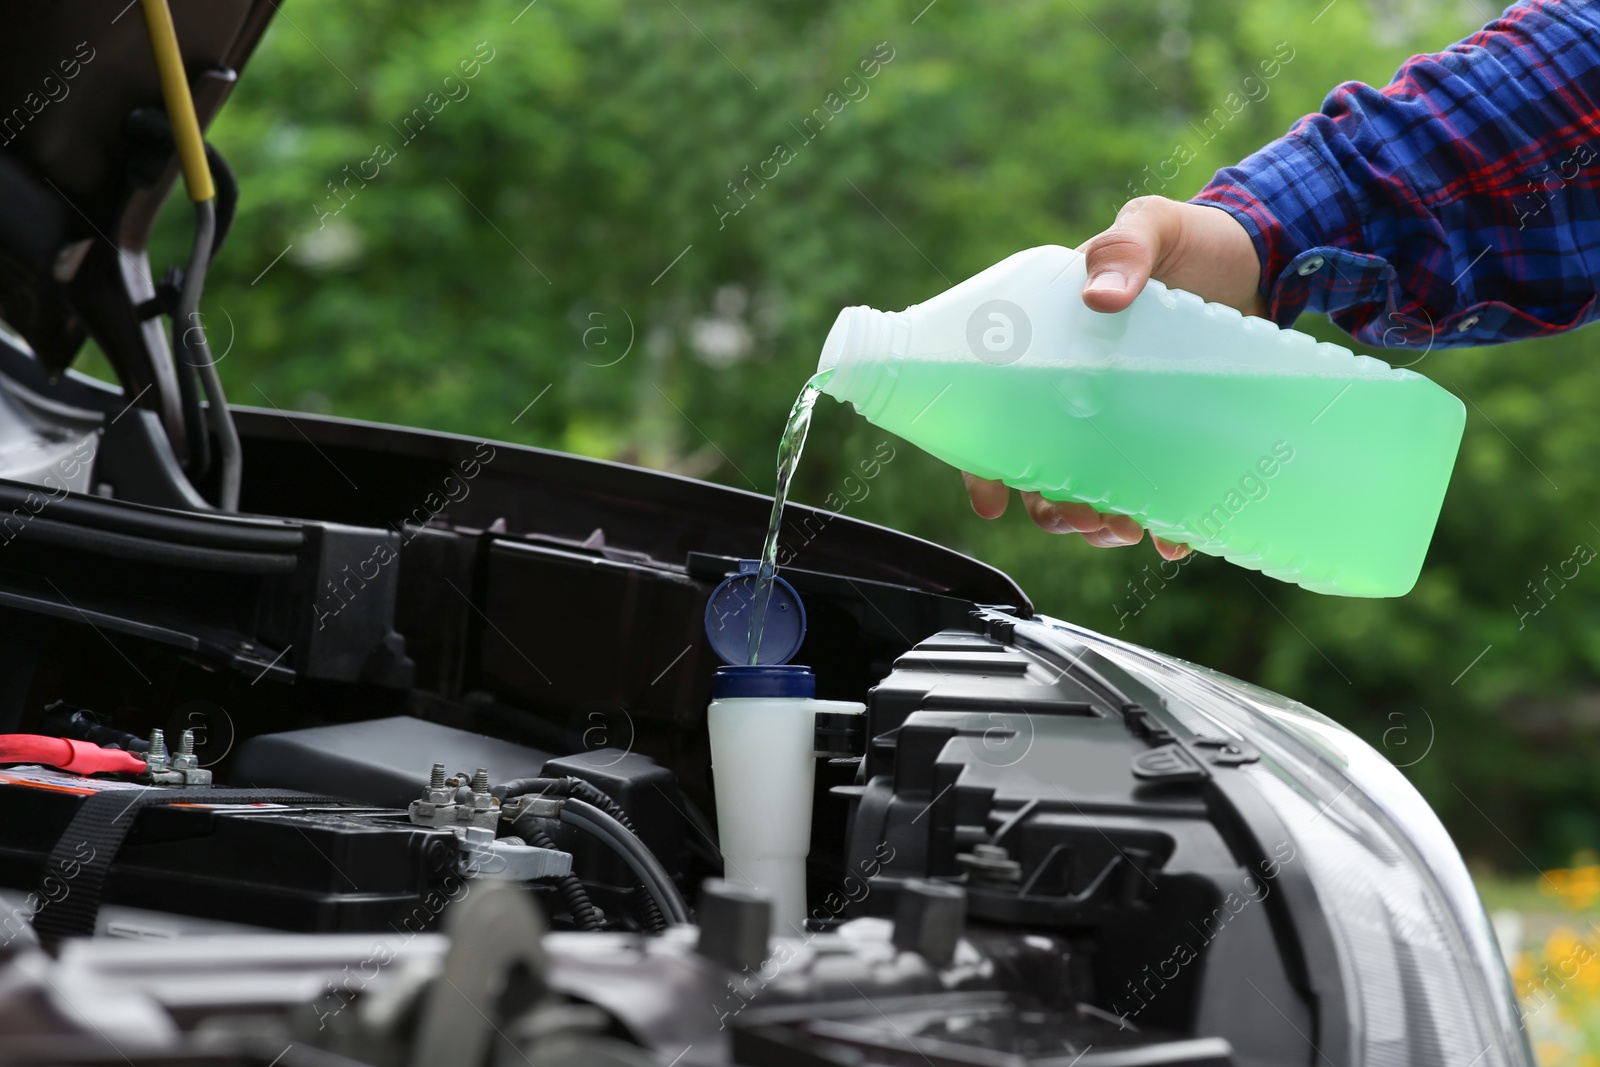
1187,133,1394,321
1193,200,1506,352
1188,137,1493,352
1197,200,1526,353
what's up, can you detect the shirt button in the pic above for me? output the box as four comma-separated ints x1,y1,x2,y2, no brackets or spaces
1457,314,1480,332
1297,255,1325,276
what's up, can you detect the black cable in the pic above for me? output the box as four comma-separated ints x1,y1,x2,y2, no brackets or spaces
492,777,552,800
504,775,722,878
171,316,210,478
495,777,639,832
498,776,689,928
628,885,667,934
176,199,240,510
3,513,297,573
204,142,237,258
559,798,689,926
0,483,303,550
515,806,662,933
39,702,149,753
517,818,604,931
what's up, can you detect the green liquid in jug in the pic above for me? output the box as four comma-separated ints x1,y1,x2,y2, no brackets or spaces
845,358,1461,597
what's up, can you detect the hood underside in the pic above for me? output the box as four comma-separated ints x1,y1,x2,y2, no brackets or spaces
0,0,275,378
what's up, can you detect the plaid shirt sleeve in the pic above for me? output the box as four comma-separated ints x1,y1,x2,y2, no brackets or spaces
1190,0,1600,351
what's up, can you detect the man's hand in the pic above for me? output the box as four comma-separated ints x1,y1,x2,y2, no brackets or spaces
963,196,1264,562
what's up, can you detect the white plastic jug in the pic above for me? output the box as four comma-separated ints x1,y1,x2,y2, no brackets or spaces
817,245,1466,597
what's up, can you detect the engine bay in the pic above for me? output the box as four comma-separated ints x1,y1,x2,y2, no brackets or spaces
0,350,1330,1066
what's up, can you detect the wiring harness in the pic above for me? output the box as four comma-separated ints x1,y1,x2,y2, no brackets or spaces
498,776,690,931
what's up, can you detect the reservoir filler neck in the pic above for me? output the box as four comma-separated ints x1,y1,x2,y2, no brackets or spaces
711,664,815,700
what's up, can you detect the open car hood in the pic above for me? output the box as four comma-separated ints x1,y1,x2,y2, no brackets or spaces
0,0,276,380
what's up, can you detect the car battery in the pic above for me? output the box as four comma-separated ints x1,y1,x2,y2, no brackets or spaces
0,766,462,935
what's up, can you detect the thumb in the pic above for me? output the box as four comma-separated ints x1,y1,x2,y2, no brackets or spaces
1078,196,1180,314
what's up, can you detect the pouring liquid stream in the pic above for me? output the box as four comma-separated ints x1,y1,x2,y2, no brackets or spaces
747,369,833,664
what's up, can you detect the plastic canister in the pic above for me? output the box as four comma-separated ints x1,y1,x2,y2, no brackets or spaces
703,560,864,935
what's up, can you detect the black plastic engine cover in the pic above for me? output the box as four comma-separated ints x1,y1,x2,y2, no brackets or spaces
230,714,557,807
835,624,1315,1060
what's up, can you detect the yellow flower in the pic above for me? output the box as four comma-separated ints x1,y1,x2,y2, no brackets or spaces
1548,929,1582,971
1541,861,1600,912
1579,949,1600,995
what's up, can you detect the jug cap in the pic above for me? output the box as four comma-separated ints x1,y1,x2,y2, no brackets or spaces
703,559,807,667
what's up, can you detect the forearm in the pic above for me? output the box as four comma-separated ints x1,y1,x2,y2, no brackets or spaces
1192,0,1600,350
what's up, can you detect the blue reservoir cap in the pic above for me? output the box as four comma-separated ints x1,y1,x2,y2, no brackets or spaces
703,559,807,666
712,664,816,700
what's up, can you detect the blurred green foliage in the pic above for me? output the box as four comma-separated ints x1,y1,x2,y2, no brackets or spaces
135,0,1600,869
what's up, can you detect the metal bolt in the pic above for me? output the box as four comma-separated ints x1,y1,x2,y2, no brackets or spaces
471,768,491,794
147,729,168,764
430,763,447,790
956,842,1022,886
177,729,195,758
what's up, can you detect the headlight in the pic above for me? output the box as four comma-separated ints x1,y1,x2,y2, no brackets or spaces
1034,618,1534,1067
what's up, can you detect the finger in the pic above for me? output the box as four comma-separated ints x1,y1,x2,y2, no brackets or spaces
1022,493,1102,535
1096,512,1144,545
963,472,1009,519
1078,195,1182,314
1153,536,1193,561
1024,495,1144,544
1082,526,1144,549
